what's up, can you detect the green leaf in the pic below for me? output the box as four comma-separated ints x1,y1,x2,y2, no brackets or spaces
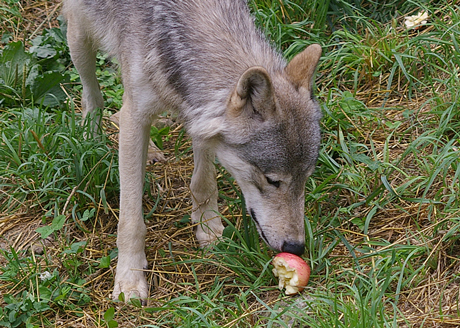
130,298,142,308
33,301,50,312
351,217,365,231
38,286,52,302
0,41,33,88
103,307,115,322
98,256,111,268
35,215,66,239
354,153,380,171
107,320,118,328
63,241,87,255
29,44,57,59
81,208,95,222
29,71,67,106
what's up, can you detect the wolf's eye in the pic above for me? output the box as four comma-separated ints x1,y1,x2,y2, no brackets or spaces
266,176,280,188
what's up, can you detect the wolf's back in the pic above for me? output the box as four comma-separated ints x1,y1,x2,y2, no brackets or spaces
63,0,285,108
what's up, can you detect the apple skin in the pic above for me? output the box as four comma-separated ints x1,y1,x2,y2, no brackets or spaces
272,252,311,295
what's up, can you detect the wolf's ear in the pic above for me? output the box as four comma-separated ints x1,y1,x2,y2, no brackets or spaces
228,66,275,120
285,44,322,90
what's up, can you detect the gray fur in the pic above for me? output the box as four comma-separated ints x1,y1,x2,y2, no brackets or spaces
63,0,322,303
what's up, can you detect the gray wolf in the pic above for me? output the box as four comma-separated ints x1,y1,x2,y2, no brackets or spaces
63,0,322,303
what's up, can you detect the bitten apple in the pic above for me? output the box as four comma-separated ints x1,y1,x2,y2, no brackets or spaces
272,252,311,295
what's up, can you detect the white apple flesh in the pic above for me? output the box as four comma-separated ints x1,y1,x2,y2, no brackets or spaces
272,252,311,295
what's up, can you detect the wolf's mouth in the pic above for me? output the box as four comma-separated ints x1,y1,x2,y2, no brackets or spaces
249,208,273,248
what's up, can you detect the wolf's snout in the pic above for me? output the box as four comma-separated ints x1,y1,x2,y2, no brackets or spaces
281,241,305,256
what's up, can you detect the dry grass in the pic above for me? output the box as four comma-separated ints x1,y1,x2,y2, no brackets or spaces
1,0,61,42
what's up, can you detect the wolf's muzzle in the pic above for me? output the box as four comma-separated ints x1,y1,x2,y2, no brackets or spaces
250,209,305,255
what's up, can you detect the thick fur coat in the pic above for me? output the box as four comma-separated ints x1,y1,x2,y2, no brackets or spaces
63,0,322,303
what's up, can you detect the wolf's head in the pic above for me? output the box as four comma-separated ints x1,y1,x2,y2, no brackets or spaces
216,44,322,255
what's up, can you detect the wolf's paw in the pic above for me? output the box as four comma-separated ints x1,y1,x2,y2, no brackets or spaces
147,139,166,164
112,271,148,305
112,255,149,305
195,222,225,248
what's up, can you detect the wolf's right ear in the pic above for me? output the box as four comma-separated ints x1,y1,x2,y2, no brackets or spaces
285,44,322,90
228,66,276,120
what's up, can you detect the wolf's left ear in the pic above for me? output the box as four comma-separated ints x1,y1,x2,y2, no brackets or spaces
228,66,275,120
285,44,322,90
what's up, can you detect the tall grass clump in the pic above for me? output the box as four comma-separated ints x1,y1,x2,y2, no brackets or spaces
0,105,118,214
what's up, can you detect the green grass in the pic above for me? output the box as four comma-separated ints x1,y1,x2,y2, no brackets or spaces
1,0,460,327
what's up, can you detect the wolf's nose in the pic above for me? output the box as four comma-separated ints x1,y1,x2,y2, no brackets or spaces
282,241,305,256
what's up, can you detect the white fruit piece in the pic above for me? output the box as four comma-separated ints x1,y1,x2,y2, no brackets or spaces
272,252,311,295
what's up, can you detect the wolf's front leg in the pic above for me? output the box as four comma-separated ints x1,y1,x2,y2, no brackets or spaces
112,102,150,304
190,142,225,247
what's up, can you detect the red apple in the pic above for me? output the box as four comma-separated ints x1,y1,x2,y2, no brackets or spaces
272,252,311,295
